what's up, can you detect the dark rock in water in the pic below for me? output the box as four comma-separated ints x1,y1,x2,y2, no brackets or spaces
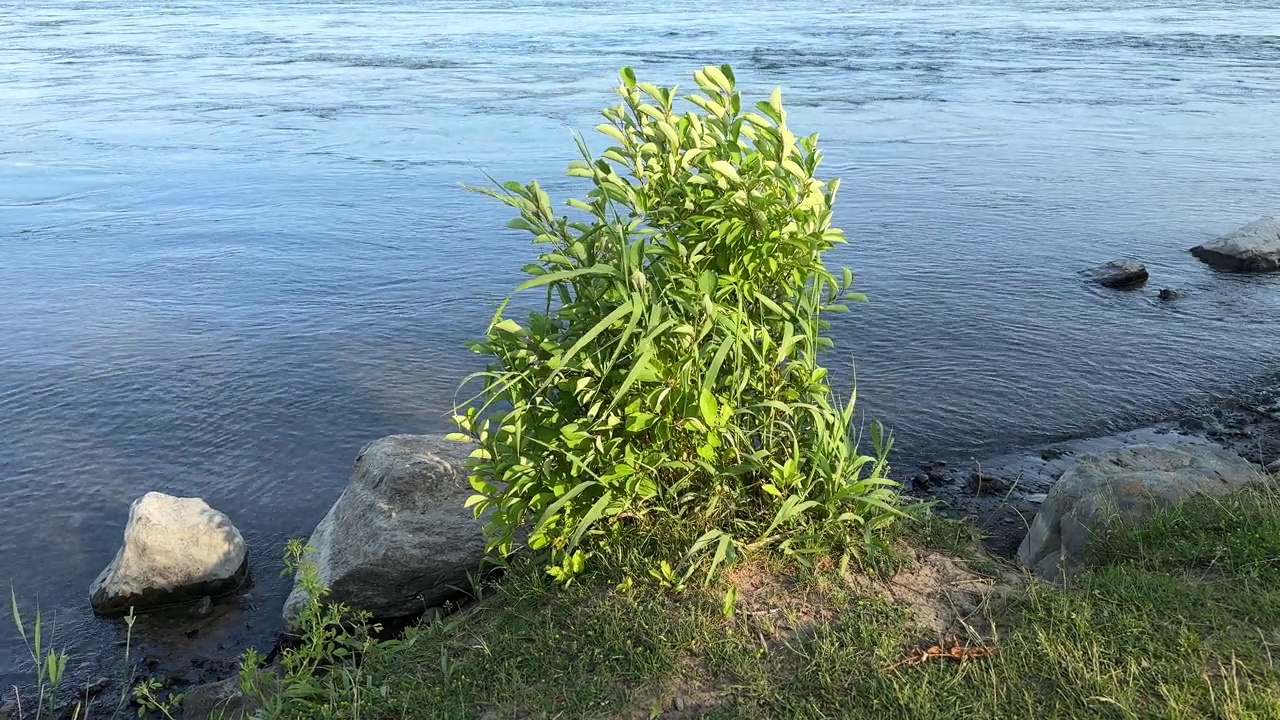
86,677,111,697
967,472,1012,495
911,473,930,490
1083,259,1148,289
1040,446,1068,461
1157,288,1185,301
1190,216,1280,272
191,596,214,618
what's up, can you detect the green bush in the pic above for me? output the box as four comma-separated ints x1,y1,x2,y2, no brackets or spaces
451,64,900,584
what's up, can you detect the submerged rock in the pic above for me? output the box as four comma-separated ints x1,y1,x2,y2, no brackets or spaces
90,492,248,617
282,435,486,626
1017,444,1262,580
1190,216,1280,272
1082,259,1148,289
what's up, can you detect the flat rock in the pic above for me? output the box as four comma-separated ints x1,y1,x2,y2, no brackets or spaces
282,434,486,626
1017,444,1262,580
1082,259,1148,289
1190,216,1280,272
90,492,248,617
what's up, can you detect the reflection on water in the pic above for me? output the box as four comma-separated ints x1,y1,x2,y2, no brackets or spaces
2,0,1280,683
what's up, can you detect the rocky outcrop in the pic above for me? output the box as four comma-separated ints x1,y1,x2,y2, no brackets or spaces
282,435,486,626
90,492,248,617
1190,216,1280,272
1017,444,1262,580
1082,259,1148,289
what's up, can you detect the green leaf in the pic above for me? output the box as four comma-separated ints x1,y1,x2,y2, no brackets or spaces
596,123,628,145
531,481,598,535
704,65,734,94
698,388,718,427
515,265,616,292
697,269,717,296
559,299,635,373
570,491,613,549
709,161,740,183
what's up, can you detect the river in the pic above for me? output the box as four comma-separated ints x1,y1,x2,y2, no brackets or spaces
2,0,1279,688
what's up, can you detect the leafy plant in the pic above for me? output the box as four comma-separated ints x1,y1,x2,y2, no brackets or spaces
452,64,901,585
131,678,181,719
237,539,398,720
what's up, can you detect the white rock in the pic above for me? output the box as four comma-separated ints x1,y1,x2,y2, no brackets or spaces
282,435,486,626
1017,444,1262,580
90,492,248,616
1190,216,1280,272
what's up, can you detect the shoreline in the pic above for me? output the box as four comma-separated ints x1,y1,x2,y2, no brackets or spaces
908,367,1280,556
11,367,1280,715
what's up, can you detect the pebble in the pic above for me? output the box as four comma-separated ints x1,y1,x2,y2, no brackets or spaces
86,677,111,697
191,595,214,617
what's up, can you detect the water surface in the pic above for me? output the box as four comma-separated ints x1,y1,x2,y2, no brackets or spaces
3,0,1279,684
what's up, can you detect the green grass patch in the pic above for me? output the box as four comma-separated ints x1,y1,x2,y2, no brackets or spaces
250,486,1280,719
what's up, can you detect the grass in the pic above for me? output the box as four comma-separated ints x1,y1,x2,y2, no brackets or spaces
279,482,1280,720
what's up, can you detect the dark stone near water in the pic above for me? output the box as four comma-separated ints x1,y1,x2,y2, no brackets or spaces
191,596,214,618
1040,446,1067,461
182,677,260,720
1190,216,1280,272
967,472,1012,495
1082,259,1148,289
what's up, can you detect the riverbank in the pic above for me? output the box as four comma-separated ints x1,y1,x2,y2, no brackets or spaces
7,366,1280,719
204,479,1280,719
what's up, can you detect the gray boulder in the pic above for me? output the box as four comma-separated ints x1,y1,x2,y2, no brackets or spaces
182,676,260,720
1083,259,1148,289
282,435,486,626
1017,444,1262,580
90,492,248,617
1190,216,1280,272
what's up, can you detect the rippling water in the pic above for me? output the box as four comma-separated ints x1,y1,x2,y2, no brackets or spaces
3,0,1279,684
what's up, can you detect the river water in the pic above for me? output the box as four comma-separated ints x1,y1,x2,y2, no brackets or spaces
2,0,1279,686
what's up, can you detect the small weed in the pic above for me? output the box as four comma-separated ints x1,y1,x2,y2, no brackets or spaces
8,588,71,719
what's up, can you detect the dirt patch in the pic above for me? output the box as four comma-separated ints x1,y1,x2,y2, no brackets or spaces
843,547,1025,642
629,670,735,720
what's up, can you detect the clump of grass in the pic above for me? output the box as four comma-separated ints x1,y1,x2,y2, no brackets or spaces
8,589,69,719
7,592,195,720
